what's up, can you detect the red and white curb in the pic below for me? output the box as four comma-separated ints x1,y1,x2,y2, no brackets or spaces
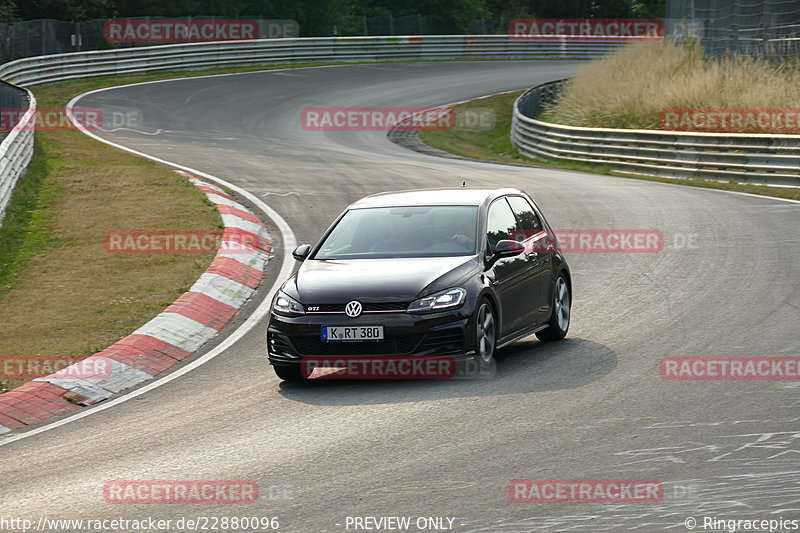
0,171,271,433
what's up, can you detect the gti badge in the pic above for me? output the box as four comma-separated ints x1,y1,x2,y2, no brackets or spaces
345,300,363,318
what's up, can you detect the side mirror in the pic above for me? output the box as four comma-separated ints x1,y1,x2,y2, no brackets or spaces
495,239,525,256
487,239,524,265
292,244,312,261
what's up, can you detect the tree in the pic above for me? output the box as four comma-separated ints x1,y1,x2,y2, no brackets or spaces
0,0,19,23
15,0,114,20
8,0,665,27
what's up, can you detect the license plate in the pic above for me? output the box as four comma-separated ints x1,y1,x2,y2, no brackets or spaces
322,326,384,342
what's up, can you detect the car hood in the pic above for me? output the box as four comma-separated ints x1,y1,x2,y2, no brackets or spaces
288,256,479,303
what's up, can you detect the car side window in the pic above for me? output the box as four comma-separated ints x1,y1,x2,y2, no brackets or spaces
485,198,519,257
507,196,543,241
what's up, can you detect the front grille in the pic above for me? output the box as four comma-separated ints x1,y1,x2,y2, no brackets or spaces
289,334,424,356
306,302,409,314
365,302,409,312
419,327,465,354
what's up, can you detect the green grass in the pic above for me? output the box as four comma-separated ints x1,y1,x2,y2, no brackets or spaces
0,136,58,297
420,92,527,162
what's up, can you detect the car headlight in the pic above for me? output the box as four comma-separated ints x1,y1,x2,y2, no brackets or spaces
407,288,466,314
273,291,305,316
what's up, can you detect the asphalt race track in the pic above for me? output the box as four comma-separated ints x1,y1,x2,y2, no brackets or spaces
2,61,799,532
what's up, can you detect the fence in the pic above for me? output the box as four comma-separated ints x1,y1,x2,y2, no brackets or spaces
0,15,514,62
511,79,800,186
335,15,505,37
0,17,300,62
666,0,800,58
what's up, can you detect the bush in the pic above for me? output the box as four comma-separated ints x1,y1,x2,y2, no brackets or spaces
541,40,800,130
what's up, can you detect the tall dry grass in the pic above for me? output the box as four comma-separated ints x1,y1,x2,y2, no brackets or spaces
541,40,800,129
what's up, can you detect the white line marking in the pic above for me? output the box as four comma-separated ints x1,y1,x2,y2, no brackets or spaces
98,127,163,135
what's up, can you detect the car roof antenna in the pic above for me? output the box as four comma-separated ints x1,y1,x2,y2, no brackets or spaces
461,180,467,187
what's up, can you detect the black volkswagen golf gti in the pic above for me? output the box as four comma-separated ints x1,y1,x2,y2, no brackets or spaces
267,188,571,381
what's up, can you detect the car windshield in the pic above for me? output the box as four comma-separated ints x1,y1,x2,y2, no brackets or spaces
314,205,479,259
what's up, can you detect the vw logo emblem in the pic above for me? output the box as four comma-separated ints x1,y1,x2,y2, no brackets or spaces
345,300,363,318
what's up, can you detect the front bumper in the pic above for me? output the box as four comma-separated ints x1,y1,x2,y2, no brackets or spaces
267,308,474,367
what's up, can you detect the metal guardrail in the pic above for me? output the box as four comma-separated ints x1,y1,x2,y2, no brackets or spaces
511,79,800,186
0,34,641,230
0,35,636,86
0,81,35,228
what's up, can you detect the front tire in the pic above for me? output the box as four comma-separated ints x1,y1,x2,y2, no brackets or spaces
536,274,571,342
474,299,497,366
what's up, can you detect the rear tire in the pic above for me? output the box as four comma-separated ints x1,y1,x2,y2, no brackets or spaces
273,365,303,382
536,274,571,342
